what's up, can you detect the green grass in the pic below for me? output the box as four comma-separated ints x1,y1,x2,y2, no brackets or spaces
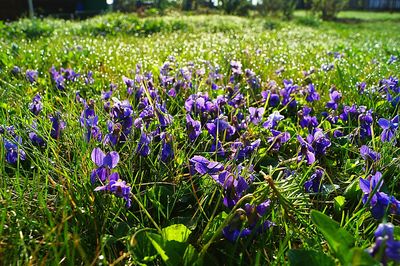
0,12,399,265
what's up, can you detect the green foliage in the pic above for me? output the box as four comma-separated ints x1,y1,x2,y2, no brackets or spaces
288,249,335,266
310,210,379,265
307,0,349,20
259,0,297,20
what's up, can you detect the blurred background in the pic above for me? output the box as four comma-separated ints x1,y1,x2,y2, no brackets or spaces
0,0,399,21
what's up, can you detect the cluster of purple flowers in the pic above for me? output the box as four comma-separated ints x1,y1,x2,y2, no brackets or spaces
297,128,331,165
366,223,400,264
359,172,400,219
50,66,80,90
189,155,272,242
91,148,131,208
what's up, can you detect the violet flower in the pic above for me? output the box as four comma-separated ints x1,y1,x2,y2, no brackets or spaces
263,111,284,129
49,113,66,140
3,138,26,164
189,155,224,176
248,107,265,125
186,114,202,142
378,115,398,143
360,145,380,162
326,89,342,110
267,130,290,151
26,69,38,83
28,94,43,116
366,223,400,264
304,169,324,193
94,172,132,208
90,148,119,184
305,83,320,102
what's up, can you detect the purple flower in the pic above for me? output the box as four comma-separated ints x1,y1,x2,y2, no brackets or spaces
206,118,236,140
280,80,298,107
137,131,152,157
85,71,94,85
160,133,174,162
298,106,318,130
29,122,45,147
378,115,398,143
263,111,284,129
360,145,380,162
11,66,21,75
297,135,315,165
305,83,320,102
307,128,331,157
3,138,26,164
231,139,261,160
222,200,272,242
230,60,242,75
326,89,342,110
28,94,43,115
94,172,132,208
388,55,397,64
90,148,119,184
267,130,290,151
210,140,225,157
367,223,400,264
359,172,399,219
304,169,324,193
321,63,334,72
248,107,264,125
186,114,202,142
49,113,66,140
189,155,224,176
261,90,280,107
26,69,38,83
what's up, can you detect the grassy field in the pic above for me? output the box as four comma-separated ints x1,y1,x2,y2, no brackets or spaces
0,12,399,265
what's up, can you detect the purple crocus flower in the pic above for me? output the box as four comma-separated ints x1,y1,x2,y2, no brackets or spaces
189,155,224,176
90,148,119,184
186,114,202,142
28,94,43,115
263,111,284,129
248,107,265,125
360,145,380,162
26,69,38,83
305,83,320,102
378,115,398,143
49,113,66,140
3,138,26,164
367,223,400,264
304,169,324,193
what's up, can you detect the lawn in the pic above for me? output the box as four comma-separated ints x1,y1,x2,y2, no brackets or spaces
0,11,399,265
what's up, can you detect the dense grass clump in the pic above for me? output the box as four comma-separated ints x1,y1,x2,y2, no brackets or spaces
0,12,399,265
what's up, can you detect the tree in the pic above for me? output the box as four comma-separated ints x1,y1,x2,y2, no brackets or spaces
308,0,349,20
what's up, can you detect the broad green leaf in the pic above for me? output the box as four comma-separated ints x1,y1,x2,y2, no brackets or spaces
345,247,379,266
183,244,199,265
146,232,169,262
162,224,191,242
288,249,335,266
334,196,346,212
311,210,354,264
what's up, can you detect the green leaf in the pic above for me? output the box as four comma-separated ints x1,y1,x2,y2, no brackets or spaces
311,210,354,264
162,224,191,242
288,249,335,266
334,196,346,213
183,244,199,265
146,233,169,262
345,247,379,266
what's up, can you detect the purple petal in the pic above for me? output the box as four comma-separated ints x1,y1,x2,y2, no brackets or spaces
91,148,105,167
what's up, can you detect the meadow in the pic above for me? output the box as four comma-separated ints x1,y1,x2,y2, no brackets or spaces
0,11,399,265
